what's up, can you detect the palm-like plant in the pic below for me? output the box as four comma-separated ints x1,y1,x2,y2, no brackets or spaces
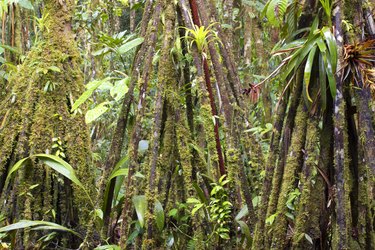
274,20,337,108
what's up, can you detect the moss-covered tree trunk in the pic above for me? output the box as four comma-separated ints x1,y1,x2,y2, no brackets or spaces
254,0,375,249
0,0,94,248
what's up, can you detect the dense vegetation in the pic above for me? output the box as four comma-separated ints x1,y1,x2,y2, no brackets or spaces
0,0,374,249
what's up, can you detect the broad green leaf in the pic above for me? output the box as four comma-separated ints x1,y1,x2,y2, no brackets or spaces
71,78,110,112
108,168,129,180
304,46,317,102
110,77,129,101
5,154,93,208
35,154,84,189
132,195,147,228
265,0,288,27
117,38,144,55
85,102,110,124
235,205,248,221
97,81,113,91
237,221,252,245
0,220,79,236
16,0,33,9
154,200,165,231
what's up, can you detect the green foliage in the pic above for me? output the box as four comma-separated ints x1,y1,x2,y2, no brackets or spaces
266,213,278,225
285,188,301,220
117,37,144,55
183,23,221,55
131,195,165,230
5,154,94,207
94,245,121,250
187,175,233,241
0,220,80,238
85,101,110,124
319,0,333,25
272,17,338,110
0,0,33,17
263,0,288,27
71,78,111,112
52,137,66,158
71,77,130,124
154,200,165,231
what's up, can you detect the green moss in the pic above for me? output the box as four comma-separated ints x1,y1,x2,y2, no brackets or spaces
0,1,94,246
270,99,308,249
200,103,219,177
292,116,320,248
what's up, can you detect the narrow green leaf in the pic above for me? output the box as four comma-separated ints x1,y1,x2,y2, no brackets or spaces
321,27,337,72
305,233,313,244
304,46,317,102
317,39,336,97
308,16,319,39
319,53,327,111
193,182,208,204
5,157,30,189
103,162,124,213
281,34,319,80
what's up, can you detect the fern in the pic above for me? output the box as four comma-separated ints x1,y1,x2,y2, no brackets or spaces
264,0,288,27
